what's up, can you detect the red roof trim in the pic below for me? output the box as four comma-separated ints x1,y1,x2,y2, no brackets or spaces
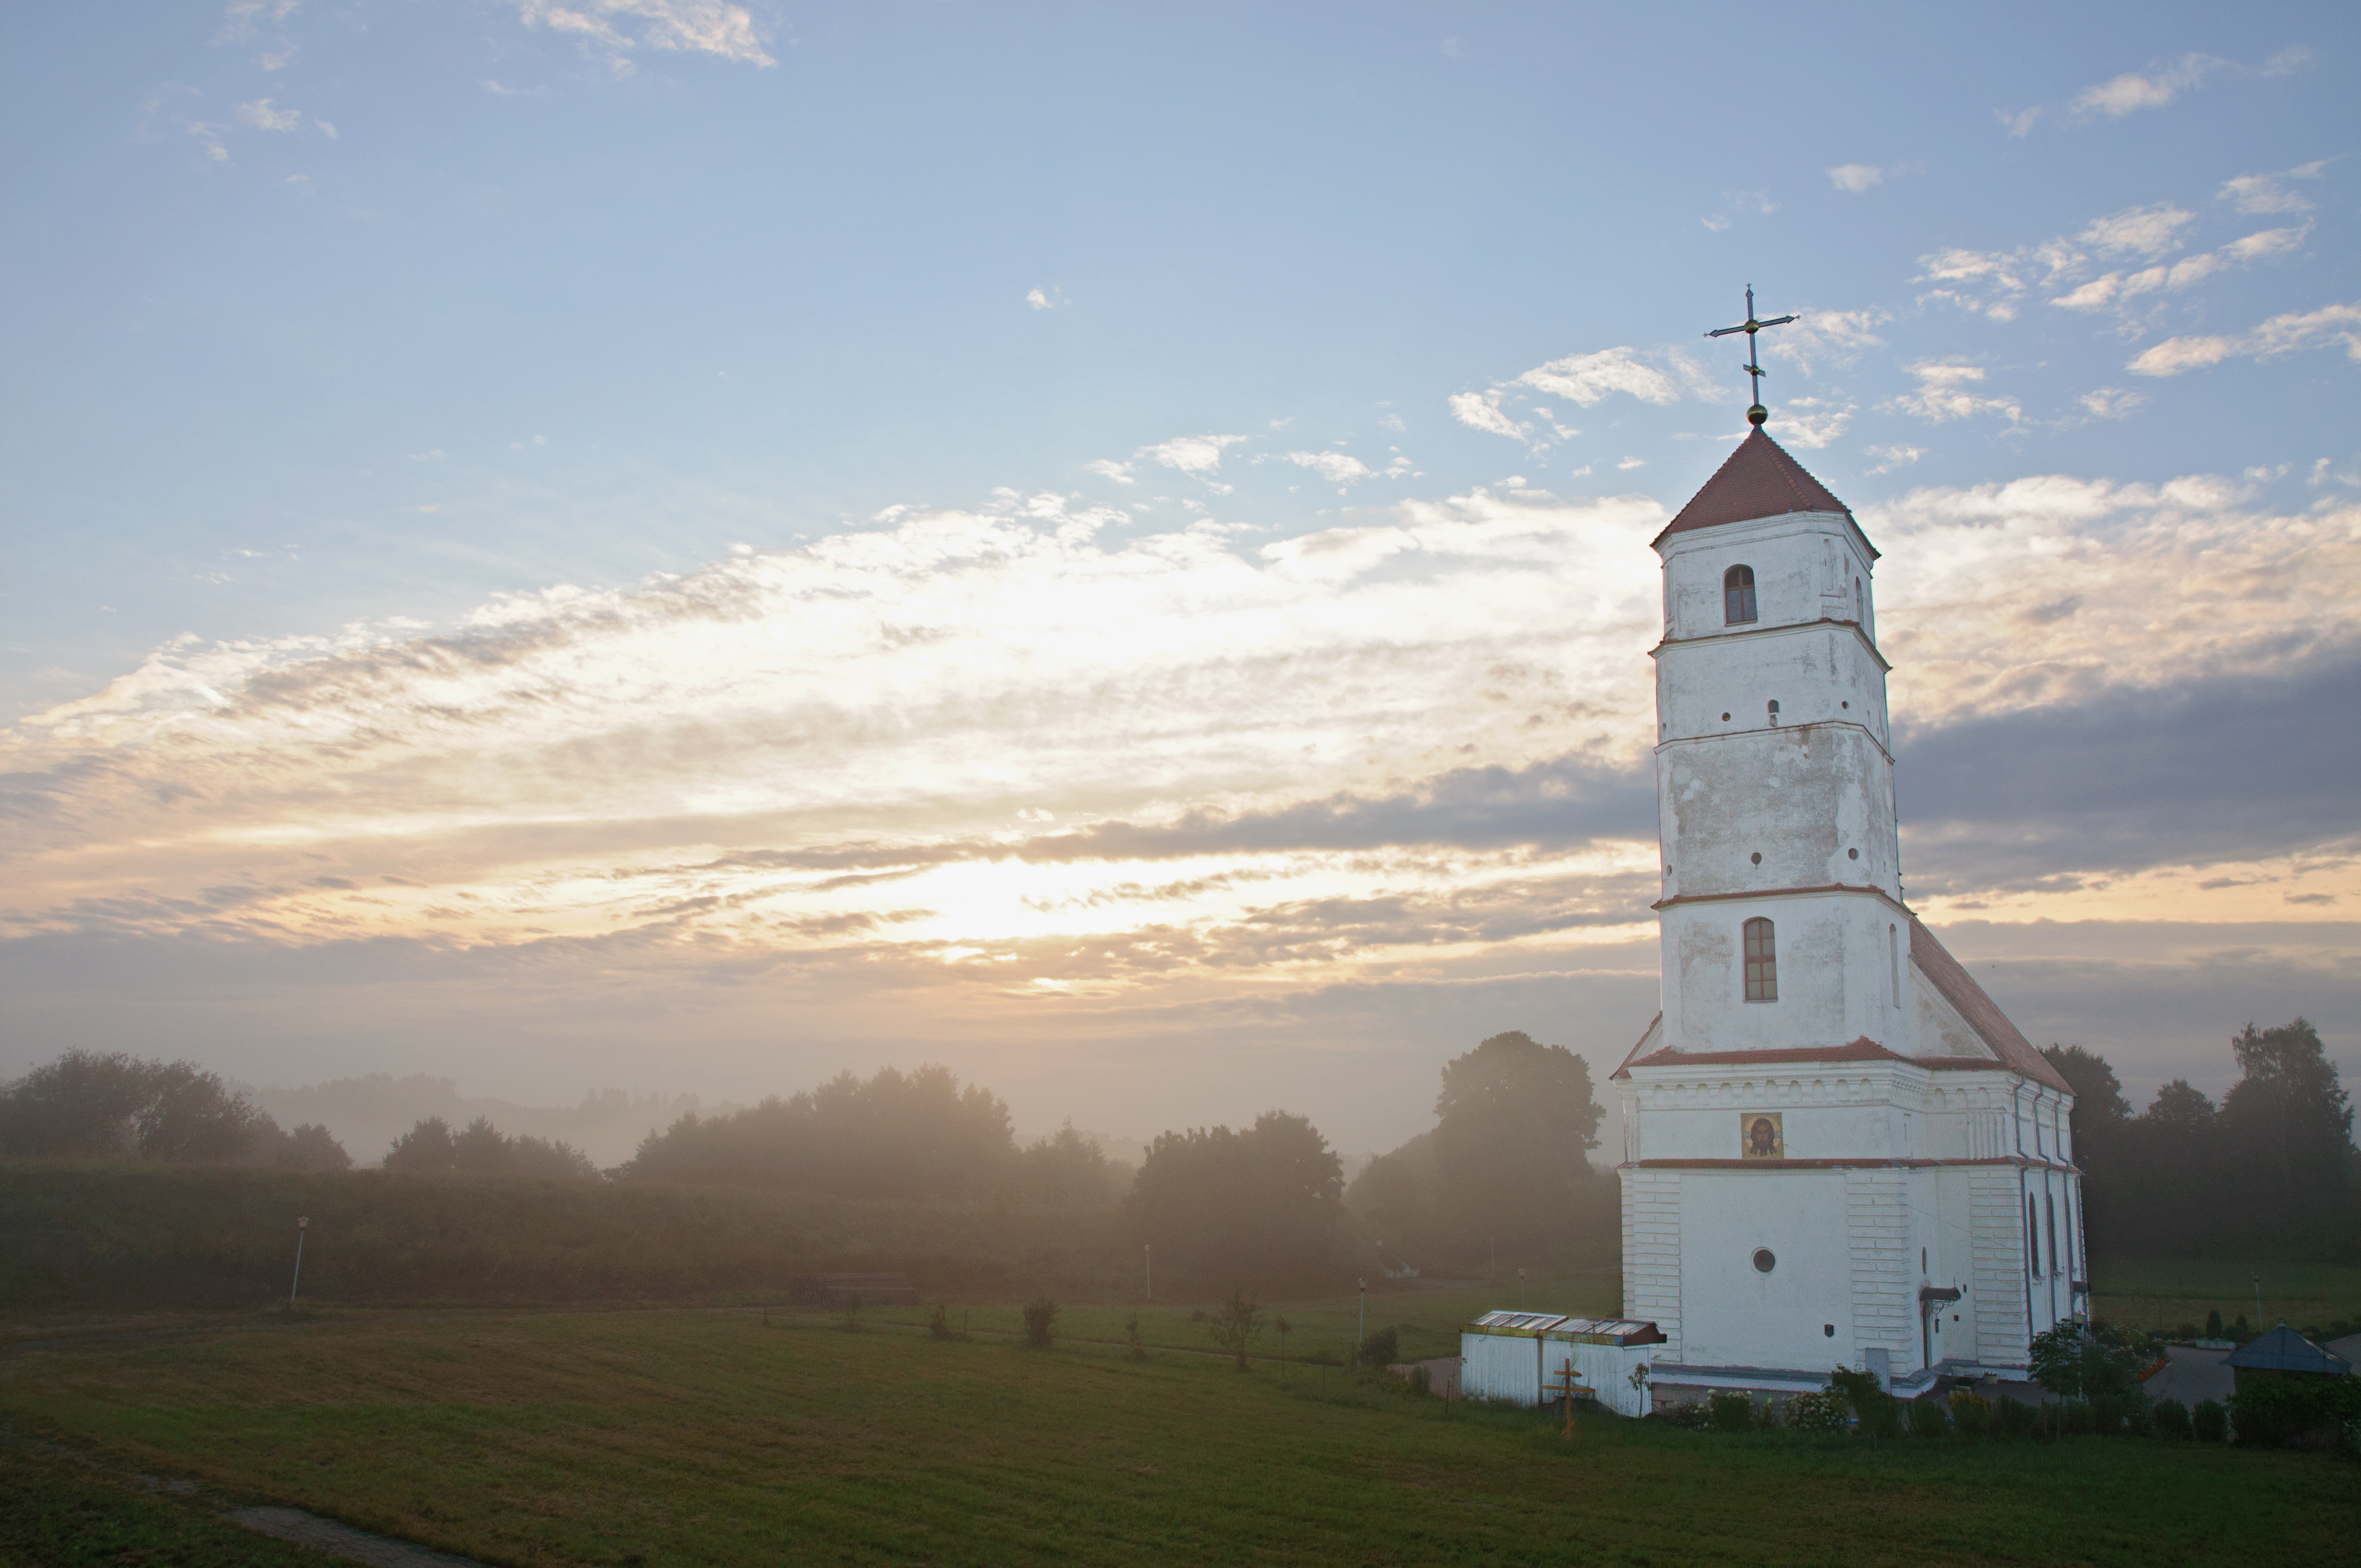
1908,917,2073,1094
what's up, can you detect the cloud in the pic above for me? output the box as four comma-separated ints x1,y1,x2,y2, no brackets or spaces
2073,54,2227,119
2219,162,2327,215
1026,286,1069,311
1765,399,1852,450
1084,459,1135,485
511,1,775,68
1925,201,2293,328
2076,387,2144,421
1514,346,1718,409
9,463,2360,1126
1826,161,1921,194
1276,451,1377,486
1137,433,1249,487
235,98,303,132
2129,302,2361,377
1448,391,1527,440
1887,363,2021,425
1866,445,1925,475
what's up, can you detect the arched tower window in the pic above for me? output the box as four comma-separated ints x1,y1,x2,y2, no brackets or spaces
1723,565,1758,624
1742,917,1777,1001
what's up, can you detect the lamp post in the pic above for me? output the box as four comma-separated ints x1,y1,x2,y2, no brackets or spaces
290,1217,308,1306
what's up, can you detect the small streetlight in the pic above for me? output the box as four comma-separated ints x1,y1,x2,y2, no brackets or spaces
290,1217,309,1306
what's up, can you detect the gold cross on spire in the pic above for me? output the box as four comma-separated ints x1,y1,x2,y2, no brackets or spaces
1705,285,1798,427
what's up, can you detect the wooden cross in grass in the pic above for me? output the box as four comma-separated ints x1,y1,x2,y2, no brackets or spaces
1546,1355,1586,1438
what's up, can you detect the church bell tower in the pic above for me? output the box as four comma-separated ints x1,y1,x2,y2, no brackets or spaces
1609,292,2082,1406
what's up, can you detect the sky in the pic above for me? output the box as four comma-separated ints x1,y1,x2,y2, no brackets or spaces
2,1,2357,1158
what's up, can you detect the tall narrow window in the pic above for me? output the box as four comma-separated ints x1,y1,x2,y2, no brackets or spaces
2046,1194,2058,1276
2064,1193,2076,1276
1853,576,1864,623
2027,1197,2041,1276
1742,917,1777,1001
1888,924,1900,1008
1723,564,1757,624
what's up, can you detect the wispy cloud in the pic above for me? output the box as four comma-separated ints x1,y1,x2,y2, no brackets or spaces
1886,362,2022,426
2129,302,2361,377
1826,161,1922,194
2073,53,2229,119
1920,200,2298,328
511,1,775,69
234,98,303,131
2219,160,2328,215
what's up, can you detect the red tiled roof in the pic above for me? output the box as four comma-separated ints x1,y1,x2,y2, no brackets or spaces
1651,428,1860,548
1908,917,2072,1093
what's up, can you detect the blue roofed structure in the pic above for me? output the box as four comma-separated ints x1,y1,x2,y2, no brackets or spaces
2224,1323,2354,1381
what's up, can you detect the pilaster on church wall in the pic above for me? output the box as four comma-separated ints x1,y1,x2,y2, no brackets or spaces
1843,1169,1915,1369
1970,1169,2032,1368
1625,1170,1684,1357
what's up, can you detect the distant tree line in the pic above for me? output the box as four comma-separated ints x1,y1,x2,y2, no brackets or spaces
1345,1031,1616,1276
4,1031,1619,1292
0,1050,350,1172
384,1116,599,1180
2043,1018,2359,1260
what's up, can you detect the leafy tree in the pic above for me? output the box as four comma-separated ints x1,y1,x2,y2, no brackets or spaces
620,1064,1016,1196
2029,1322,2140,1401
2221,1019,2354,1201
1127,1111,1343,1288
384,1116,459,1171
276,1123,353,1173
2041,1044,2131,1147
384,1114,594,1178
1013,1121,1127,1206
1433,1031,1605,1258
1021,1295,1058,1349
0,1050,268,1163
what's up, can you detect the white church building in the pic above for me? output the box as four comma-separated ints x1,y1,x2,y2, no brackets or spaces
1611,421,2084,1402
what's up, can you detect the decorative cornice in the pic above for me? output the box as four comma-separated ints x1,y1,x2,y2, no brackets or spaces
1652,884,1911,917
1620,1156,2082,1175
1655,716,1894,766
1648,615,1890,673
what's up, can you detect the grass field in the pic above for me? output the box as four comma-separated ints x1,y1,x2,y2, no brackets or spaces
2086,1256,2361,1336
3,1301,2354,1568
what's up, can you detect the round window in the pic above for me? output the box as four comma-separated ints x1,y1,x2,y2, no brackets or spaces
1752,1248,1776,1273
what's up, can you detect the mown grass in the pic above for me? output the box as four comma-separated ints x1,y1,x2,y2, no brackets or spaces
2087,1256,2361,1335
2,1304,2352,1567
0,1444,343,1567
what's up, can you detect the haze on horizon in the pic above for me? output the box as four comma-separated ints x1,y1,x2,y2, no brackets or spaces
3,2,2356,1158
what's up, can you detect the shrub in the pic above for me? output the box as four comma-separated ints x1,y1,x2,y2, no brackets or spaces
1408,1365,1432,1396
1708,1390,1755,1434
927,1302,960,1340
2204,1309,2223,1340
1784,1388,1851,1433
2152,1398,2192,1440
1829,1365,1898,1439
1995,1396,2039,1436
1022,1294,1058,1349
2229,1374,2361,1449
2193,1399,2228,1443
1652,1399,1712,1431
1906,1397,1951,1438
1357,1326,1398,1368
1205,1288,1266,1370
1947,1388,1993,1436
2058,1398,2095,1436
1124,1311,1146,1360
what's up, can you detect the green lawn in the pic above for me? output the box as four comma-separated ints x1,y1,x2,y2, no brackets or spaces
2,1303,2352,1567
2087,1257,2361,1336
